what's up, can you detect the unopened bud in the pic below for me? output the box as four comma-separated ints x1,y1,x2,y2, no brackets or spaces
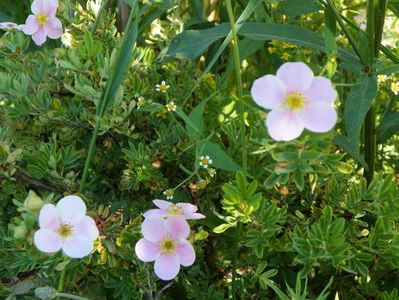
24,190,43,211
35,286,57,300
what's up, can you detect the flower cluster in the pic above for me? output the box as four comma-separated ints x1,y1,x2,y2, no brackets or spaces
135,200,205,280
251,62,337,141
34,195,99,258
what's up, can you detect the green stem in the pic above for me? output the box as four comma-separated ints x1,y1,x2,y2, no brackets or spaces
57,268,67,298
79,120,101,193
56,292,89,300
90,0,110,34
364,106,376,183
226,2,246,299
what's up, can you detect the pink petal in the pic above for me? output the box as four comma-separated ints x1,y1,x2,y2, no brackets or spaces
153,199,171,210
32,27,47,46
305,76,337,105
266,108,304,141
45,17,62,39
135,238,161,262
277,62,314,92
300,102,337,133
62,236,93,258
142,218,167,243
38,204,60,230
34,229,62,253
178,203,198,213
32,0,58,16
184,212,206,220
72,216,99,241
175,240,195,266
23,15,38,35
154,253,180,281
143,209,167,219
165,216,190,240
250,75,286,109
56,195,86,224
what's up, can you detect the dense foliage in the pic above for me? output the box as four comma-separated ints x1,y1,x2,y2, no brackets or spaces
1,0,399,299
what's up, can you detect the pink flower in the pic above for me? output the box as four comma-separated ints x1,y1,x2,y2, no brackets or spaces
23,0,63,46
0,22,25,31
143,199,205,220
251,62,337,141
34,195,99,258
135,216,196,280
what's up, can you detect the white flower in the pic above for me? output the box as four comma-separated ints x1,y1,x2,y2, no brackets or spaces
136,97,145,109
34,195,99,258
166,102,177,112
0,22,24,31
377,74,387,83
199,155,212,169
391,81,399,95
156,80,169,93
163,189,174,200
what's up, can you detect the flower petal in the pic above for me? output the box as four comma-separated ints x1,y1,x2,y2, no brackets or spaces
305,76,337,105
175,240,195,266
250,75,286,109
32,0,58,16
34,229,62,253
31,27,47,46
154,253,180,281
56,195,86,224
38,204,60,230
184,212,206,220
135,238,161,262
142,217,167,243
72,216,99,241
165,216,190,240
23,15,38,35
31,0,45,14
277,62,314,92
62,236,93,258
153,199,171,211
266,108,304,141
45,17,62,39
143,209,167,219
178,203,197,213
300,102,337,133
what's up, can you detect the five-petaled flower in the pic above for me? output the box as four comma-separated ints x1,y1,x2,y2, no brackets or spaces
23,0,63,46
199,155,212,169
163,189,174,200
34,195,99,258
166,102,177,112
143,199,205,220
377,74,387,83
391,81,399,95
251,62,338,141
156,81,169,93
135,216,196,280
136,97,145,109
0,22,25,31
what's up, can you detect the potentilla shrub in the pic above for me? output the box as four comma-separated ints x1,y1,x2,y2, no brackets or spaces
1,0,399,299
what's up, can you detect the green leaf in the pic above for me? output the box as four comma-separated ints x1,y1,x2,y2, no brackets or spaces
198,141,242,172
213,222,236,233
186,98,210,138
332,135,369,170
323,27,337,55
276,0,323,19
344,74,378,148
376,63,399,75
97,6,139,117
376,112,399,143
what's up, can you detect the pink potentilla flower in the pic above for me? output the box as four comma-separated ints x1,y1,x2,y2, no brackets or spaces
23,0,63,46
251,62,337,141
135,216,196,280
143,199,206,220
34,195,99,258
0,22,25,31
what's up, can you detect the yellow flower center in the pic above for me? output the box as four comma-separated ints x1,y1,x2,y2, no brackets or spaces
167,103,176,111
57,223,73,239
167,204,183,216
160,85,168,92
285,92,306,110
160,236,175,254
200,158,209,165
36,13,48,26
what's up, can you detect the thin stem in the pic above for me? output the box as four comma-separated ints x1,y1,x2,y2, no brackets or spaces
57,268,67,299
323,0,364,64
90,0,110,34
56,292,89,300
364,106,376,184
79,119,101,193
155,282,174,300
226,2,246,299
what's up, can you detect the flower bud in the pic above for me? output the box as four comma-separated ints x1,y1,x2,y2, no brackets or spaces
24,191,43,211
35,286,57,300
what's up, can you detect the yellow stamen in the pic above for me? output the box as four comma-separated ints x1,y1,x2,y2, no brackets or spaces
167,204,183,216
285,92,306,110
57,223,73,239
36,13,48,26
160,85,168,92
160,236,175,254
